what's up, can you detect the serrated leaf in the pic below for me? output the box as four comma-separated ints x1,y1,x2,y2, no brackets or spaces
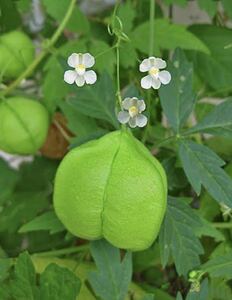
159,48,196,133
209,278,232,300
19,211,65,234
68,72,119,128
40,263,81,299
9,252,39,300
132,19,209,55
185,99,232,137
159,197,204,275
42,0,89,33
195,217,225,242
88,239,132,300
201,251,232,279
178,140,232,207
186,278,208,300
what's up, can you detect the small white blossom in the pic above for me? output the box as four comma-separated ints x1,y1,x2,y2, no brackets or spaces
139,57,171,90
117,97,147,128
64,53,97,87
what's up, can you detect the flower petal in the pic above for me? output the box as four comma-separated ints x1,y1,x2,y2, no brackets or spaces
137,100,146,112
158,70,171,85
141,75,153,89
122,97,133,110
75,75,85,87
84,70,97,84
83,53,95,68
117,111,130,124
154,58,167,69
67,53,79,67
136,114,148,127
151,77,161,89
128,117,137,128
64,70,77,84
139,58,151,72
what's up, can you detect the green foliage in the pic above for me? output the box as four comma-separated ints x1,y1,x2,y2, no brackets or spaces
159,48,196,133
68,72,119,128
132,19,209,55
0,252,81,300
159,197,204,275
186,98,232,137
0,0,21,33
179,140,232,207
88,239,132,300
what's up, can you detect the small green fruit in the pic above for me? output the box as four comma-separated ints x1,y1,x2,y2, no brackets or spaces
0,97,50,155
0,30,35,78
54,130,167,251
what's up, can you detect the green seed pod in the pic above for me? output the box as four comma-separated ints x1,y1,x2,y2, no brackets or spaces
54,130,167,251
0,30,35,79
0,97,50,155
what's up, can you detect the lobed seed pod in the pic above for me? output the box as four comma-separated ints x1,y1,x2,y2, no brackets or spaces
54,130,167,251
0,30,35,79
0,97,50,155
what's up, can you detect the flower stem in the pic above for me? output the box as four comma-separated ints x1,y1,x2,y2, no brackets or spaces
116,39,123,109
142,0,156,144
0,0,76,97
213,222,232,229
149,0,155,57
32,244,89,257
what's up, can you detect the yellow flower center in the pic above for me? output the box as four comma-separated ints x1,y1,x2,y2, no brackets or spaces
129,106,138,117
149,67,159,76
75,64,86,73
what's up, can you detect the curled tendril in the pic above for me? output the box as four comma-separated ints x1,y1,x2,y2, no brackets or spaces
188,270,205,292
108,13,130,42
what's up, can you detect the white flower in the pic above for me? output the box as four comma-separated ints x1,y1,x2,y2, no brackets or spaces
117,97,148,128
64,53,97,87
139,57,171,90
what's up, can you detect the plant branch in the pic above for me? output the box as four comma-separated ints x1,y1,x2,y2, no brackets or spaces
0,0,76,97
32,244,89,257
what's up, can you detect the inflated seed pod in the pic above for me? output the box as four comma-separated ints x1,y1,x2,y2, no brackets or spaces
54,130,167,251
0,30,35,79
0,97,50,155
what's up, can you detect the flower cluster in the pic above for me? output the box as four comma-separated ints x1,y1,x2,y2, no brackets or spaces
64,52,171,128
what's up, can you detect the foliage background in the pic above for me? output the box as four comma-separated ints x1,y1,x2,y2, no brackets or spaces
0,0,232,299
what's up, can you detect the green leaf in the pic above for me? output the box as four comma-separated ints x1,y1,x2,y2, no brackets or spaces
40,263,81,299
118,1,136,33
159,197,204,275
8,252,39,300
88,239,132,300
185,99,232,137
201,251,232,279
119,42,138,68
42,0,89,33
68,72,119,128
163,0,187,5
159,48,196,133
89,40,116,76
19,211,65,234
132,19,209,55
176,292,183,300
141,295,155,300
209,278,232,300
197,0,217,17
0,0,21,33
0,158,19,205
186,278,208,300
188,25,232,91
178,140,232,207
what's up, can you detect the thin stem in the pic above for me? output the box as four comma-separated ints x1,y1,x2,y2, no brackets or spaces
116,39,122,109
95,45,117,59
32,244,89,257
142,0,156,143
0,0,76,97
213,222,232,229
149,0,155,56
53,119,72,142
